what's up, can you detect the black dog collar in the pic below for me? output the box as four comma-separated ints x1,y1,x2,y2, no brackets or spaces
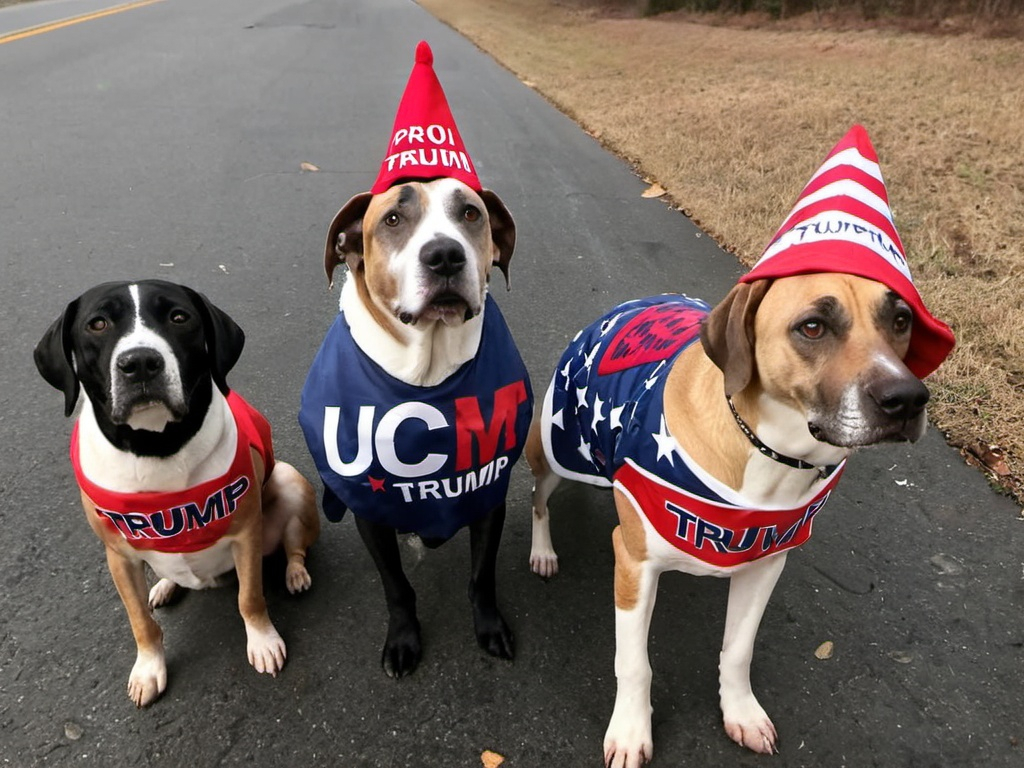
726,397,838,479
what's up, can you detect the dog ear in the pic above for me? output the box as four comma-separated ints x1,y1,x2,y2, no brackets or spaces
700,280,772,397
182,287,245,395
325,192,374,288
479,190,516,290
34,299,81,417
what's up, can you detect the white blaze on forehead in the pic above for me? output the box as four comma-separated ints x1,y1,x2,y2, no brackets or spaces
109,283,185,413
390,178,485,314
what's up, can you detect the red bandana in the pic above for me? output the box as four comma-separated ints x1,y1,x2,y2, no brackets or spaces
370,40,482,194
742,125,954,379
71,392,274,554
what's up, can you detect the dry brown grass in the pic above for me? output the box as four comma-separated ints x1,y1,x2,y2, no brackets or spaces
420,0,1024,505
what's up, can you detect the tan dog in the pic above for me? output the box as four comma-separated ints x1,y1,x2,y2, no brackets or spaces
35,280,320,707
527,274,934,766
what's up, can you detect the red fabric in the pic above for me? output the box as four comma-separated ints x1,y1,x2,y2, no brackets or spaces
370,41,482,194
741,125,954,379
615,459,844,568
72,392,273,554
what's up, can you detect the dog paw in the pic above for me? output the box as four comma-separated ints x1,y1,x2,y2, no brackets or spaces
285,562,312,594
529,549,559,578
722,694,778,754
245,625,287,676
148,578,179,609
382,616,422,679
474,611,515,660
603,715,653,768
127,650,167,707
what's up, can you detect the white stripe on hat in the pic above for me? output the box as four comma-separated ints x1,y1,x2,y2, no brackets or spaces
782,178,896,227
807,146,885,185
756,210,913,282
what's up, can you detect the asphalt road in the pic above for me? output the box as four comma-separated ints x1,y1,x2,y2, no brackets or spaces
2,0,1022,766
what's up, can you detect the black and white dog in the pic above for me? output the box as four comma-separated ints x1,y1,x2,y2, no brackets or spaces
35,280,320,706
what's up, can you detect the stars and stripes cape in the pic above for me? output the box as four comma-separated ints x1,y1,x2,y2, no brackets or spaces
72,391,274,554
299,295,533,542
540,295,845,568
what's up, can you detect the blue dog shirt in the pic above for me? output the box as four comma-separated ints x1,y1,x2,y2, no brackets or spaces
300,294,533,541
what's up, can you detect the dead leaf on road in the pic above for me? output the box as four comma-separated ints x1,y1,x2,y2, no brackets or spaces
642,183,666,198
481,750,505,768
300,162,320,172
814,640,834,660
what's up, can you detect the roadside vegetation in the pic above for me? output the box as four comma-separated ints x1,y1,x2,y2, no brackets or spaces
420,0,1024,507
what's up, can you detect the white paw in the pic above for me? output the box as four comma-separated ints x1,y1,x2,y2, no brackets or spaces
245,624,286,676
603,707,653,768
148,578,178,609
722,693,778,754
127,649,167,707
529,548,559,578
285,562,312,594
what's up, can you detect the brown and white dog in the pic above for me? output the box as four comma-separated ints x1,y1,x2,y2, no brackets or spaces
527,274,936,766
35,280,320,707
300,177,530,678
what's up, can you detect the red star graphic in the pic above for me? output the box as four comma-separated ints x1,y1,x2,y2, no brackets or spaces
368,476,386,492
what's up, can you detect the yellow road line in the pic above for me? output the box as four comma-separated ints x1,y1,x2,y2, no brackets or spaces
0,0,165,46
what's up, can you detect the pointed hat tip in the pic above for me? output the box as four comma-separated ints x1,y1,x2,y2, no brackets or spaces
415,40,433,66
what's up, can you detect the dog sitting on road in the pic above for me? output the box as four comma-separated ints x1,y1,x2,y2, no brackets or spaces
34,280,320,707
299,41,532,678
526,126,955,767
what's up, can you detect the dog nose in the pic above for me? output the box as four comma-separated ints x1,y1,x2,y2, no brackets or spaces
868,376,930,421
419,237,466,278
116,349,165,383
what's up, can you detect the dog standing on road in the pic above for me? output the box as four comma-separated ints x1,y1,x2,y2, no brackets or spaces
300,42,532,678
35,280,320,707
526,126,955,766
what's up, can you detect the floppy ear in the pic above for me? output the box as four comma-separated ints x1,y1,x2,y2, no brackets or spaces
325,192,374,288
34,299,81,417
700,280,772,397
479,189,516,290
181,287,245,395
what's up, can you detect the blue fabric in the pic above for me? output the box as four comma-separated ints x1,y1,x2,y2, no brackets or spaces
300,294,532,541
543,294,725,502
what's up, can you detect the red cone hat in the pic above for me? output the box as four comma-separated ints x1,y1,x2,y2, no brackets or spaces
741,125,954,378
371,41,482,195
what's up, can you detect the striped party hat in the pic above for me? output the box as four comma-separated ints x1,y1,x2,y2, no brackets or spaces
742,125,954,378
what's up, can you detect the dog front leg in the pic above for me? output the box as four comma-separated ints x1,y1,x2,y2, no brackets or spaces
232,518,286,676
526,421,561,577
719,552,788,754
469,502,514,660
604,525,660,768
354,516,421,678
105,548,166,707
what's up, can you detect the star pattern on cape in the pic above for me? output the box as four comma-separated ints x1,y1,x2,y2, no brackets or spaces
652,414,677,466
368,476,387,492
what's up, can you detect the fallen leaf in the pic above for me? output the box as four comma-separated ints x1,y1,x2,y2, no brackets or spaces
814,640,834,660
300,162,320,172
889,650,913,664
481,750,505,768
641,183,666,199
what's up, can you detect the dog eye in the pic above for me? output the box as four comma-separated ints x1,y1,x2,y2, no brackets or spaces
798,320,826,340
384,212,401,227
86,317,108,333
169,310,190,324
463,205,481,223
893,310,912,335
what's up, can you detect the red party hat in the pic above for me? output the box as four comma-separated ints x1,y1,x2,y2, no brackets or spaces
370,41,482,195
742,125,954,378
